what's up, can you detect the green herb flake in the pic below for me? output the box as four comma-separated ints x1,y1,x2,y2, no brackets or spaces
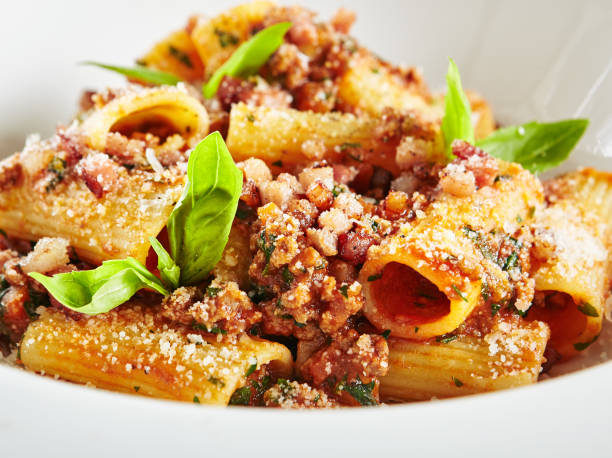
281,265,294,286
502,252,519,271
367,273,382,282
332,185,343,198
414,327,419,333
247,113,256,123
133,386,140,392
46,156,67,192
371,220,380,232
494,174,512,183
257,229,277,275
203,22,292,98
516,215,523,223
229,386,252,406
214,28,239,48
82,61,181,86
452,376,464,387
193,396,200,404
271,160,283,167
206,286,222,298
452,285,468,302
168,45,193,68
436,334,458,344
381,329,391,340
208,376,226,387
491,303,502,317
339,142,362,151
573,334,599,352
577,302,599,318
337,376,377,406
339,284,349,298
245,361,257,377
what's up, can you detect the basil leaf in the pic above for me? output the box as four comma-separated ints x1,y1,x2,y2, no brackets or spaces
28,258,168,315
202,22,292,98
441,58,474,157
167,131,243,285
475,119,588,173
82,62,181,86
149,236,180,290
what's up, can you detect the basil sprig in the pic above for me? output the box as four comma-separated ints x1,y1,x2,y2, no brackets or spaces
82,62,181,86
29,258,168,315
30,132,242,314
167,131,243,285
475,120,589,174
441,59,588,173
202,22,292,98
442,59,474,156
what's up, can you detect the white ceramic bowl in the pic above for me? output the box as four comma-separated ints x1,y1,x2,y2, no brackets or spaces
1,1,611,456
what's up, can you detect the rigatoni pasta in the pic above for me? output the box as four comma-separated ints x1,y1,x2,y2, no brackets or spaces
0,2,610,410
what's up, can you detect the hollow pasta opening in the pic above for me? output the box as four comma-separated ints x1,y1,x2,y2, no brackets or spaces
110,106,192,141
527,291,586,347
371,262,450,325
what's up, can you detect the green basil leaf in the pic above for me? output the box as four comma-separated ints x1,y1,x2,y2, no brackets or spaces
167,131,243,285
475,119,588,173
441,58,474,157
149,236,180,290
28,258,168,315
202,22,292,98
82,61,181,86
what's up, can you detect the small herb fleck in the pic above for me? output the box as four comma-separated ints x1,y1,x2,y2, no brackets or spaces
491,303,502,317
494,174,512,183
246,113,256,122
168,45,193,68
573,334,599,351
332,185,343,197
271,160,283,167
414,327,419,333
381,329,391,339
436,334,458,344
339,284,349,298
193,396,200,404
367,273,382,282
577,302,599,317
214,28,239,48
452,376,464,387
337,376,377,406
371,220,380,232
245,361,257,377
229,386,251,406
133,386,140,392
281,265,294,286
502,252,519,271
46,156,67,192
452,285,468,302
257,229,277,275
208,376,226,387
206,286,221,297
516,214,523,223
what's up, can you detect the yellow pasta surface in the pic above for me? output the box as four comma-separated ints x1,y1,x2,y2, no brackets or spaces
21,304,293,405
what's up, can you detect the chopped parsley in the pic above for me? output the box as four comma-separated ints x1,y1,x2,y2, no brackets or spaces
577,302,599,318
281,265,294,286
192,323,227,335
247,283,274,304
452,376,464,387
370,220,379,232
46,156,67,192
206,286,221,297
339,284,349,298
257,229,277,275
214,28,239,48
168,45,193,68
23,286,50,318
414,327,419,333
367,273,382,282
208,376,225,387
246,114,256,123
332,185,343,197
573,334,599,351
193,395,200,404
491,303,502,317
133,386,140,392
502,252,519,271
436,334,458,344
339,142,362,150
245,361,257,377
337,376,377,406
452,285,468,302
381,329,391,339
481,278,490,301
271,160,283,167
493,174,512,183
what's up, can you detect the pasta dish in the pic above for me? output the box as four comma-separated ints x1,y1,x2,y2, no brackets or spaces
0,2,610,408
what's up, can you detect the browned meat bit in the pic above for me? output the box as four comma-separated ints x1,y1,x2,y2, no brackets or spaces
217,76,291,111
329,8,356,34
0,160,22,192
379,190,410,220
264,379,337,408
300,329,388,405
75,152,120,198
266,43,309,90
56,128,86,167
161,282,261,339
338,231,375,266
451,140,499,188
293,81,336,113
78,90,97,112
104,132,147,167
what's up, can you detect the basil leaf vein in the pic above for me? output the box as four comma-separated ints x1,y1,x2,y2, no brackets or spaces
475,119,588,174
202,22,292,98
441,58,474,157
82,61,181,86
29,258,168,315
167,131,243,285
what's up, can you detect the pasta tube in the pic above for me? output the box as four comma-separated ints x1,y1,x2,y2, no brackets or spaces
81,86,209,151
359,160,542,339
20,304,292,405
380,320,550,401
528,169,611,358
226,103,398,171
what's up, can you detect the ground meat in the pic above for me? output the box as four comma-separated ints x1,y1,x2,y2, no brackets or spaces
300,329,389,389
306,182,334,211
76,153,120,198
0,161,22,192
161,282,261,339
57,128,86,167
451,140,499,188
266,43,310,90
337,231,375,266
293,81,336,113
217,76,291,111
329,8,356,34
439,162,476,197
1,286,30,339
